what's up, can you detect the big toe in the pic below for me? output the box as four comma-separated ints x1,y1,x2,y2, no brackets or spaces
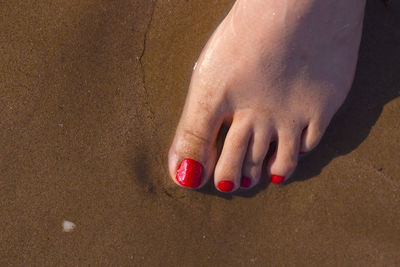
168,95,224,189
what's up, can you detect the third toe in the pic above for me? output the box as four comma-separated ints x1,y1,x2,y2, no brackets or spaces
241,126,272,189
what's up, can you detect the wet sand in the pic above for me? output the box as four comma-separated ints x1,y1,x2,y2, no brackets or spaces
1,0,400,265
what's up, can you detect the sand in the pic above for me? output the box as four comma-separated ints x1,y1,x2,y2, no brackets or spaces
1,0,399,265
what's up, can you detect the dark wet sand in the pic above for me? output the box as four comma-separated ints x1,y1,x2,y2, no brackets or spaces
1,0,400,265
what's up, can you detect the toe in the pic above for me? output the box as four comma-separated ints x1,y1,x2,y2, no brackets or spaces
299,120,327,154
169,98,225,189
214,116,251,193
241,125,271,189
268,129,301,184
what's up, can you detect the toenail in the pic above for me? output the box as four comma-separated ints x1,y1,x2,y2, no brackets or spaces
176,158,203,188
240,176,252,188
299,151,306,155
217,180,235,192
271,175,285,184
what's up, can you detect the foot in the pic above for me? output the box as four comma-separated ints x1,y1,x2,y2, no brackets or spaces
168,0,365,192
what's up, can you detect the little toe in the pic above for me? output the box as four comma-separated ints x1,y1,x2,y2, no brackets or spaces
214,117,251,193
241,125,272,189
299,120,327,154
268,129,302,184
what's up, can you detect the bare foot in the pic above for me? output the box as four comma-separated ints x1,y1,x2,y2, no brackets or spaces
168,0,365,192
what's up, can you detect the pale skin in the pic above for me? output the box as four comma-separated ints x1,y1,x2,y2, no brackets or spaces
168,0,366,192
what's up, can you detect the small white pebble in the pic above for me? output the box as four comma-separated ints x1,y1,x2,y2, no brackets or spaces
193,62,198,70
62,220,76,232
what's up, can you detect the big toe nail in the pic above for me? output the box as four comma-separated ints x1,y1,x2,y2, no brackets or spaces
176,158,203,188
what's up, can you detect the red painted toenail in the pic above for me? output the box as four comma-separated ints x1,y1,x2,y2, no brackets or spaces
299,151,306,155
217,180,235,192
240,176,252,188
176,158,203,188
271,175,285,184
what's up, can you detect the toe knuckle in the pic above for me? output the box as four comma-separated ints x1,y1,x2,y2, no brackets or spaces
181,128,211,145
244,157,263,168
286,159,298,172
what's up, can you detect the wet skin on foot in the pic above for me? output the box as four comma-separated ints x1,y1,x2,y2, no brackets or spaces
169,0,365,193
